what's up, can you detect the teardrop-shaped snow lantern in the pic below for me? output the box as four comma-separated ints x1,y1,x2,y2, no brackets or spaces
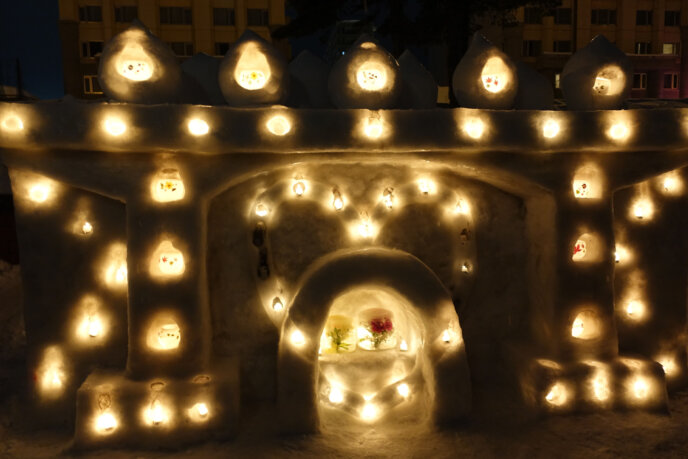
98,20,183,104
452,33,518,109
327,36,401,109
218,30,288,106
561,35,632,110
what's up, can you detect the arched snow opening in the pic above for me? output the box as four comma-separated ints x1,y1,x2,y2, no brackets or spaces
277,248,471,433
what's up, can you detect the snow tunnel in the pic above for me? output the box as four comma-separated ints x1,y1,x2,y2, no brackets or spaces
276,248,471,433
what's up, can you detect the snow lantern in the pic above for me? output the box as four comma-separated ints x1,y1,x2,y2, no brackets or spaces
149,240,185,279
147,315,181,350
572,164,603,199
98,20,183,104
218,30,288,106
452,33,518,109
571,309,602,340
561,35,632,110
327,37,402,109
151,168,185,203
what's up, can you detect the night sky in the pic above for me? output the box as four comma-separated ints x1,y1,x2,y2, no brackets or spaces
0,0,63,99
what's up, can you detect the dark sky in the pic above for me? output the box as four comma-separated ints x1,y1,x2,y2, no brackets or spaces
0,0,63,99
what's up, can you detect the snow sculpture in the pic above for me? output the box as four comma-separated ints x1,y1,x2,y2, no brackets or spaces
98,20,183,104
328,37,401,109
218,30,289,106
287,51,331,108
398,50,438,109
452,33,518,109
561,35,632,110
181,53,227,105
513,61,553,109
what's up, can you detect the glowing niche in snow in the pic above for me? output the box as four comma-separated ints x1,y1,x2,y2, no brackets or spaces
480,56,510,93
266,115,291,136
116,44,155,81
356,62,387,91
234,43,271,90
571,310,601,340
151,168,185,203
149,240,185,278
147,315,181,350
103,117,126,136
1,115,23,132
592,66,625,96
545,382,568,407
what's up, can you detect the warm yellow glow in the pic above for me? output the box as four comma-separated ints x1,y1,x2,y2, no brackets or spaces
399,340,408,351
631,198,653,220
418,179,435,195
625,300,646,320
397,383,410,398
149,240,185,278
151,168,185,203
615,244,631,264
147,399,168,425
545,382,568,406
1,115,24,132
195,402,209,417
38,346,65,397
81,221,93,235
116,44,155,81
360,403,379,421
28,184,49,203
572,164,603,199
542,119,560,139
332,189,344,210
328,387,344,404
234,43,271,90
266,115,291,136
382,187,394,209
480,56,509,93
356,62,387,91
293,181,306,197
158,323,181,349
187,118,209,136
455,199,470,215
103,117,127,136
607,122,630,140
103,243,128,289
657,355,678,377
631,377,649,400
272,297,284,311
255,203,269,217
358,215,373,238
590,369,611,402
593,66,625,96
441,329,451,343
572,239,587,262
85,314,102,338
95,412,117,433
463,119,485,139
659,173,683,195
571,310,601,340
290,329,306,347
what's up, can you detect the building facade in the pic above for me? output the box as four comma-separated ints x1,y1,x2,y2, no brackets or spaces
481,0,688,99
58,0,287,99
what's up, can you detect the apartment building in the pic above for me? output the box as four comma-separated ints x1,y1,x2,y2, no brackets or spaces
482,0,688,98
58,0,287,98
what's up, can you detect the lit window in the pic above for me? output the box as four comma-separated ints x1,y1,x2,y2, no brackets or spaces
662,43,679,55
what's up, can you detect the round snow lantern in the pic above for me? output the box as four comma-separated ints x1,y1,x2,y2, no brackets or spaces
327,36,401,109
561,35,632,110
452,33,518,109
218,30,288,106
98,20,183,104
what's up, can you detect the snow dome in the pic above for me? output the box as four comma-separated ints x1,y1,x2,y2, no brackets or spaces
0,28,686,451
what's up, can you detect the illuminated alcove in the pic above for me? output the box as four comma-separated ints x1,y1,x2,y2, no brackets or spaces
317,286,430,424
276,248,471,433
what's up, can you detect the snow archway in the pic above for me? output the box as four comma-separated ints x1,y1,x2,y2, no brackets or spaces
277,248,471,433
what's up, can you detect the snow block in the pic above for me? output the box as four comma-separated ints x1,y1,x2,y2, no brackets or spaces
181,53,226,105
287,51,331,108
514,62,553,110
452,33,518,109
561,35,632,110
398,50,438,109
218,30,289,107
73,359,239,450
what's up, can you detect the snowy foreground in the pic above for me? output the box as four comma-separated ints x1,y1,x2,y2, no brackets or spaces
1,261,687,458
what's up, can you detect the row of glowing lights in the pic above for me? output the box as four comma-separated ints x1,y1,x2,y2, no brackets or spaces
94,398,210,434
544,373,654,408
257,179,471,242
326,382,412,422
1,112,636,142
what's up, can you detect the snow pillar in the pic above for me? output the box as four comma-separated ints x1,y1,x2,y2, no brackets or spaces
553,192,618,361
125,200,210,378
